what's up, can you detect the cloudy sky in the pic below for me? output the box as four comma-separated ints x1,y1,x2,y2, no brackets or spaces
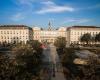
0,0,100,28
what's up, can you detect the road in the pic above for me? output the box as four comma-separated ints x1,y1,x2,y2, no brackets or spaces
42,44,66,80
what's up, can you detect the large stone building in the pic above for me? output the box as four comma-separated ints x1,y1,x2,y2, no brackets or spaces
33,25,100,44
67,26,100,45
0,24,100,45
33,23,66,43
0,25,33,44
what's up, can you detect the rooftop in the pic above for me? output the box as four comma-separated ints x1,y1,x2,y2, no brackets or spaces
0,25,32,30
72,26,100,28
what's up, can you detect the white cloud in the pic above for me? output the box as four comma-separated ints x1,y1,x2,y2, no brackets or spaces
63,18,92,24
78,19,91,23
11,13,25,21
36,1,74,14
42,1,55,5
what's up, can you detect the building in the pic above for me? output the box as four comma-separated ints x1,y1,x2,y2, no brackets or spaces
33,24,100,45
1,24,100,45
0,25,33,44
67,26,100,45
33,22,67,43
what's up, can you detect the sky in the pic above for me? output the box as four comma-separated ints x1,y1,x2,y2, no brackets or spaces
0,0,100,28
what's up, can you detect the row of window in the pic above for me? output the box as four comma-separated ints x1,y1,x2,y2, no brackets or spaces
0,40,27,43
71,32,100,35
0,36,28,39
0,31,28,34
34,32,58,35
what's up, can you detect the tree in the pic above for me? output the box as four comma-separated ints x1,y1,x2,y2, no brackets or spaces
75,57,100,80
27,40,42,53
61,48,100,80
95,33,100,42
80,33,92,45
12,44,42,78
0,43,43,80
54,37,66,48
54,37,66,56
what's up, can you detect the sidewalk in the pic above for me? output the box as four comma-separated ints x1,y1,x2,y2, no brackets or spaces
51,70,66,80
42,44,66,80
51,64,66,80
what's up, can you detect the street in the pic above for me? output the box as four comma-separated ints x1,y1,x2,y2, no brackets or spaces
42,44,66,80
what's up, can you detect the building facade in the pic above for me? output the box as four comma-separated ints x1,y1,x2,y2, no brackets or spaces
0,24,100,45
33,27,67,43
67,26,100,45
33,25,100,44
0,25,33,44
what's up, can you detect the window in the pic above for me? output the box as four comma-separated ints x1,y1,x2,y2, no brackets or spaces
8,40,9,43
1,36,3,39
20,31,21,34
93,32,94,35
74,32,76,35
1,31,3,34
96,32,98,34
78,32,79,35
81,32,82,35
7,31,9,34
